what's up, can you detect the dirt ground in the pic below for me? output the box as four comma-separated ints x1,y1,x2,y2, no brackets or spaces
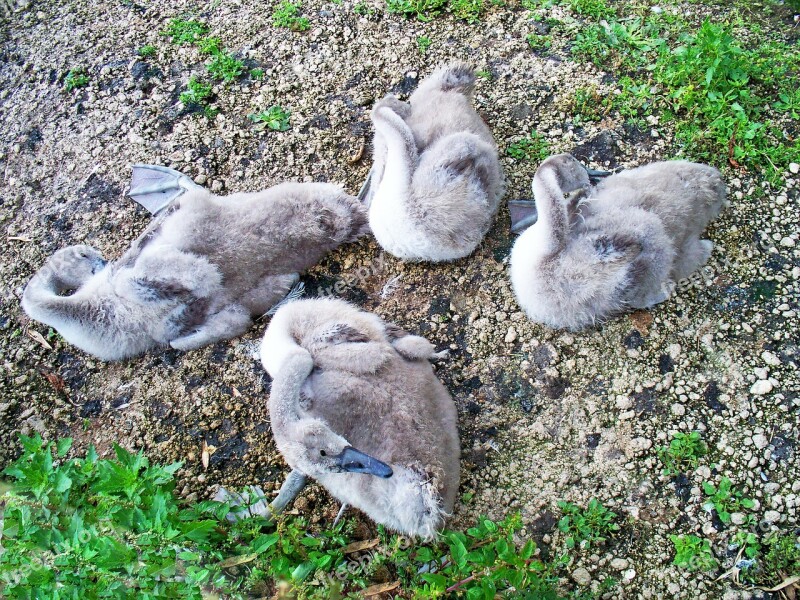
0,0,798,598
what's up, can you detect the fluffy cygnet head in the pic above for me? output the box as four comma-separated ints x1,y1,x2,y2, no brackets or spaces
536,154,592,197
45,245,108,291
286,419,394,479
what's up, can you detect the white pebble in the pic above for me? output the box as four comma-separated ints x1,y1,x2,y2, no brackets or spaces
750,380,773,395
763,510,781,523
572,567,591,585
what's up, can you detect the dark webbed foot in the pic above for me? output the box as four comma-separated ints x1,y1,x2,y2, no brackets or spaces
128,164,203,215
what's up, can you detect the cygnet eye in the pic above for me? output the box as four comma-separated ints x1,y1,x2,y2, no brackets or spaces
319,450,327,457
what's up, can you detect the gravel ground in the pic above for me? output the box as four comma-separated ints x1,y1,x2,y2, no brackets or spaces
0,0,798,598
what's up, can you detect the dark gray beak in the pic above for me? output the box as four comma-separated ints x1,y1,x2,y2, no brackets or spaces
583,165,613,184
92,258,108,273
335,446,393,478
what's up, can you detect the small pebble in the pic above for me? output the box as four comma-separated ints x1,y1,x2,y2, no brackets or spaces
572,568,591,586
750,380,773,395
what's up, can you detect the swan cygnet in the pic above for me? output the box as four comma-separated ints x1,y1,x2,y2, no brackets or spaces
363,63,504,262
509,154,727,330
21,166,368,360
258,297,460,539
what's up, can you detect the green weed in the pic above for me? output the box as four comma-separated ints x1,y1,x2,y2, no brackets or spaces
197,36,223,56
732,531,761,560
206,52,245,81
137,45,157,57
448,0,484,21
250,68,265,80
657,431,707,476
64,68,89,91
162,18,209,45
507,131,550,161
385,0,447,20
417,35,432,53
272,1,311,31
249,106,292,131
670,534,718,571
354,1,376,14
557,498,619,549
702,477,755,525
563,0,613,18
526,32,552,51
180,76,213,106
0,436,573,598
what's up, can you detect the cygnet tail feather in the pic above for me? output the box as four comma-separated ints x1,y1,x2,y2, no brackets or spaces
427,62,475,95
264,281,306,317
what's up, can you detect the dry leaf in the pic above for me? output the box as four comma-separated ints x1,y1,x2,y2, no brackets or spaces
231,386,242,398
361,581,400,597
349,138,365,163
760,575,800,592
43,371,66,393
202,440,210,470
342,538,380,554
27,330,53,350
8,236,32,242
217,553,258,568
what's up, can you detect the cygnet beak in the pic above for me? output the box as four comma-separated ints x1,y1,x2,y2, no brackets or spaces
335,446,393,478
583,165,613,183
92,258,108,274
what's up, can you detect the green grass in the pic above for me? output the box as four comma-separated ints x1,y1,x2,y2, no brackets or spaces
272,1,311,31
702,477,755,525
657,431,708,476
0,436,573,599
417,35,432,53
670,534,718,572
506,130,550,161
759,532,800,585
569,86,605,124
570,13,800,183
557,498,619,549
162,18,209,45
64,68,89,91
249,106,292,131
137,45,157,57
250,68,265,80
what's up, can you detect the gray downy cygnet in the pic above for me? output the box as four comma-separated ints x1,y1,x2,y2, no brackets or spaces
362,63,504,262
256,297,460,540
509,154,727,330
21,166,368,360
